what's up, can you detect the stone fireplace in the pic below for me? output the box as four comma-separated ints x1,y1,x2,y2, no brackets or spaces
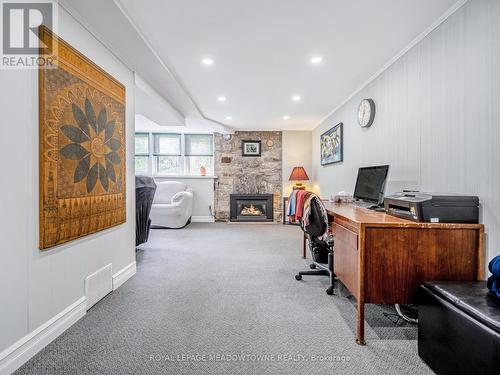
230,194,274,222
214,131,282,222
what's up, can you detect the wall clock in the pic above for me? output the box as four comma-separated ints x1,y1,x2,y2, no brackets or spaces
357,98,376,128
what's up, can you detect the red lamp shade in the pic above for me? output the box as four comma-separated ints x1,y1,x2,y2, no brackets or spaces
288,166,309,181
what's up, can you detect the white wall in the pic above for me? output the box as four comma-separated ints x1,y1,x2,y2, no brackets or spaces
0,4,136,370
282,131,312,197
154,177,215,220
312,0,500,264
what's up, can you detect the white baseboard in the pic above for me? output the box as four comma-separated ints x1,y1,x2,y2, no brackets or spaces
0,262,135,374
226,221,278,225
112,261,137,290
191,216,215,223
0,297,87,375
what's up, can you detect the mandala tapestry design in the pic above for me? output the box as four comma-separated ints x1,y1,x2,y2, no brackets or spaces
60,98,121,193
39,27,126,249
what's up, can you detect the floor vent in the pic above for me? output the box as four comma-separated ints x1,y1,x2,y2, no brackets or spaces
85,264,113,310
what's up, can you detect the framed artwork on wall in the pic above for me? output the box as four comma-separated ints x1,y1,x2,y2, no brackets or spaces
39,26,126,249
242,140,261,157
320,123,343,166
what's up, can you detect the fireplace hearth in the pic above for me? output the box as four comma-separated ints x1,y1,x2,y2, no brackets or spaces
230,194,274,222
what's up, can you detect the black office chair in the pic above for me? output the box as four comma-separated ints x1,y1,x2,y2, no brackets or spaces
135,176,156,247
294,196,335,295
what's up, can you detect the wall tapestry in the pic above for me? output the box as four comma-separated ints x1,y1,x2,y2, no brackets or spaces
39,27,126,249
320,122,343,166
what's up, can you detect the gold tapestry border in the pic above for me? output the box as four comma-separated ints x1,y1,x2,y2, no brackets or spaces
39,26,125,104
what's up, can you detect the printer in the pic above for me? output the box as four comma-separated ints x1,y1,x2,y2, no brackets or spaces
383,192,479,223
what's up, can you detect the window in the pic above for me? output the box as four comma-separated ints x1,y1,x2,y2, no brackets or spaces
185,134,214,175
134,133,149,175
134,132,213,176
154,133,181,175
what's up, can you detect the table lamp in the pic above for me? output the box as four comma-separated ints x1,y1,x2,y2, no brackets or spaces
288,166,309,190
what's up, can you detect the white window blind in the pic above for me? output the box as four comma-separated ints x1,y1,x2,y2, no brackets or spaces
185,134,213,156
154,133,181,156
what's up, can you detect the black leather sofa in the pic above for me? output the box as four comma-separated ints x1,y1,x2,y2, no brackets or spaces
418,281,500,375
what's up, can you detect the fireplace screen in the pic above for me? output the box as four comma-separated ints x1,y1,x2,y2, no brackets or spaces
230,194,274,222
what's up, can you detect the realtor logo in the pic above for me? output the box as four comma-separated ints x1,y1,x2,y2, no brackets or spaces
1,0,57,68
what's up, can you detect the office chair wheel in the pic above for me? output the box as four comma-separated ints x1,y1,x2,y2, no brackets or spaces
295,274,302,281
309,263,316,269
326,286,334,295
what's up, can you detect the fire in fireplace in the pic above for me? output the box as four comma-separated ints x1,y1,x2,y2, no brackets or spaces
240,204,264,216
230,194,274,222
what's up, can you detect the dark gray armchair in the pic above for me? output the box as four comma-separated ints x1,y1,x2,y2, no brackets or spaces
135,176,156,247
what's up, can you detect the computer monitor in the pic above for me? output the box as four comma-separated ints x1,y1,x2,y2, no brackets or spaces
353,165,389,204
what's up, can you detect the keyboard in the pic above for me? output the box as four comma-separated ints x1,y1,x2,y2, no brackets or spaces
354,201,383,210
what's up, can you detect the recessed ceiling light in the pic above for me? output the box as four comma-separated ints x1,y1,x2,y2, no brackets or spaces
217,96,227,102
283,115,290,120
202,58,214,65
311,56,323,64
291,95,301,102
225,116,232,121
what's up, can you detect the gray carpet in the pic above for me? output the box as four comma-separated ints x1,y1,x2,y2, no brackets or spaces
16,223,432,374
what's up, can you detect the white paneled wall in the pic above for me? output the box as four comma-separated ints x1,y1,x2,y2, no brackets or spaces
312,0,500,264
0,3,136,367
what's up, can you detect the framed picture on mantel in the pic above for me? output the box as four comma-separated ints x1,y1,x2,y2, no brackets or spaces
242,140,261,157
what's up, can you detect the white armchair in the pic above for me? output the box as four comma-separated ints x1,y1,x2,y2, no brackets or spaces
150,181,193,228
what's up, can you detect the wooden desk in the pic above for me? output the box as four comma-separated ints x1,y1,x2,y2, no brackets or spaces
324,202,484,345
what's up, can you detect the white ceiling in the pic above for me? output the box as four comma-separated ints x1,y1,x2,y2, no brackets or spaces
64,0,460,131
117,0,458,130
